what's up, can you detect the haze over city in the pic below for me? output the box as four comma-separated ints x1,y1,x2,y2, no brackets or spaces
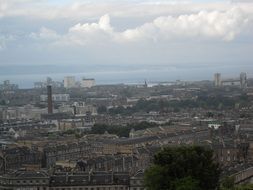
0,0,253,87
2,1,253,189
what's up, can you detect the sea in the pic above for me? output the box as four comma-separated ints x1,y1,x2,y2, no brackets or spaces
0,64,252,89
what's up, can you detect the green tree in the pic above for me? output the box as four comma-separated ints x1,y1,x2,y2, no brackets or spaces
144,146,220,190
91,122,158,137
0,100,6,105
220,176,235,190
174,177,200,190
220,171,253,190
97,105,107,114
235,184,253,190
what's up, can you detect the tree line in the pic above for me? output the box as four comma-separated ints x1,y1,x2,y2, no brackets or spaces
98,95,250,115
90,121,158,137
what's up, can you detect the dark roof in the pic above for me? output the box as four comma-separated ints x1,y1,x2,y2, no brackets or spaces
8,170,49,178
132,170,144,178
100,130,209,145
50,172,130,186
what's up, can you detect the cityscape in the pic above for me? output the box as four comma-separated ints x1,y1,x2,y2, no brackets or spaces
1,0,253,190
1,72,253,189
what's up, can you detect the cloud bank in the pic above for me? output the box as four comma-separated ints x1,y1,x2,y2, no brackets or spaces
0,0,252,74
35,8,249,47
1,0,253,20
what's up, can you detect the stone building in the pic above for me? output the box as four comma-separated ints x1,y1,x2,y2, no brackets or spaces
0,170,146,190
0,170,49,190
42,141,103,168
0,146,42,173
129,171,146,190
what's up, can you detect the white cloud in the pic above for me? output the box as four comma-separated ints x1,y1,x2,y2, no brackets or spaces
69,14,113,33
47,8,249,46
0,37,5,50
120,8,249,42
30,27,60,40
0,1,252,76
58,14,114,46
0,34,14,50
0,0,9,18
1,0,253,21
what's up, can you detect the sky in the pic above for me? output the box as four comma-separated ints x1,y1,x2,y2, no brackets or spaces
0,0,253,87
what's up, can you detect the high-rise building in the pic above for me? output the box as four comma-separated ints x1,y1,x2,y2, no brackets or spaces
214,73,221,87
240,72,247,88
64,76,76,88
80,78,95,88
0,80,18,90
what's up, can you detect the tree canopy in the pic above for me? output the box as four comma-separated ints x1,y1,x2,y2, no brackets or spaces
220,176,253,190
106,95,250,115
91,121,157,137
144,146,220,190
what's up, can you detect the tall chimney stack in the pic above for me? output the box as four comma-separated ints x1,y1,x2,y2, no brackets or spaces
47,85,53,114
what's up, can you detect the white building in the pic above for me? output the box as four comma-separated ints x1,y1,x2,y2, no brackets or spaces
64,76,76,88
221,79,241,86
0,105,48,120
208,123,221,130
40,94,70,102
214,73,221,87
214,72,248,88
240,72,247,88
58,102,97,115
80,78,95,88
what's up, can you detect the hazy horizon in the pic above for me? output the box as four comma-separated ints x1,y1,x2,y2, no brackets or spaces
0,63,252,88
0,0,253,88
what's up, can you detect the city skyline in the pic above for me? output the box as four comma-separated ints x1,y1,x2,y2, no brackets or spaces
0,71,250,89
0,0,252,86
